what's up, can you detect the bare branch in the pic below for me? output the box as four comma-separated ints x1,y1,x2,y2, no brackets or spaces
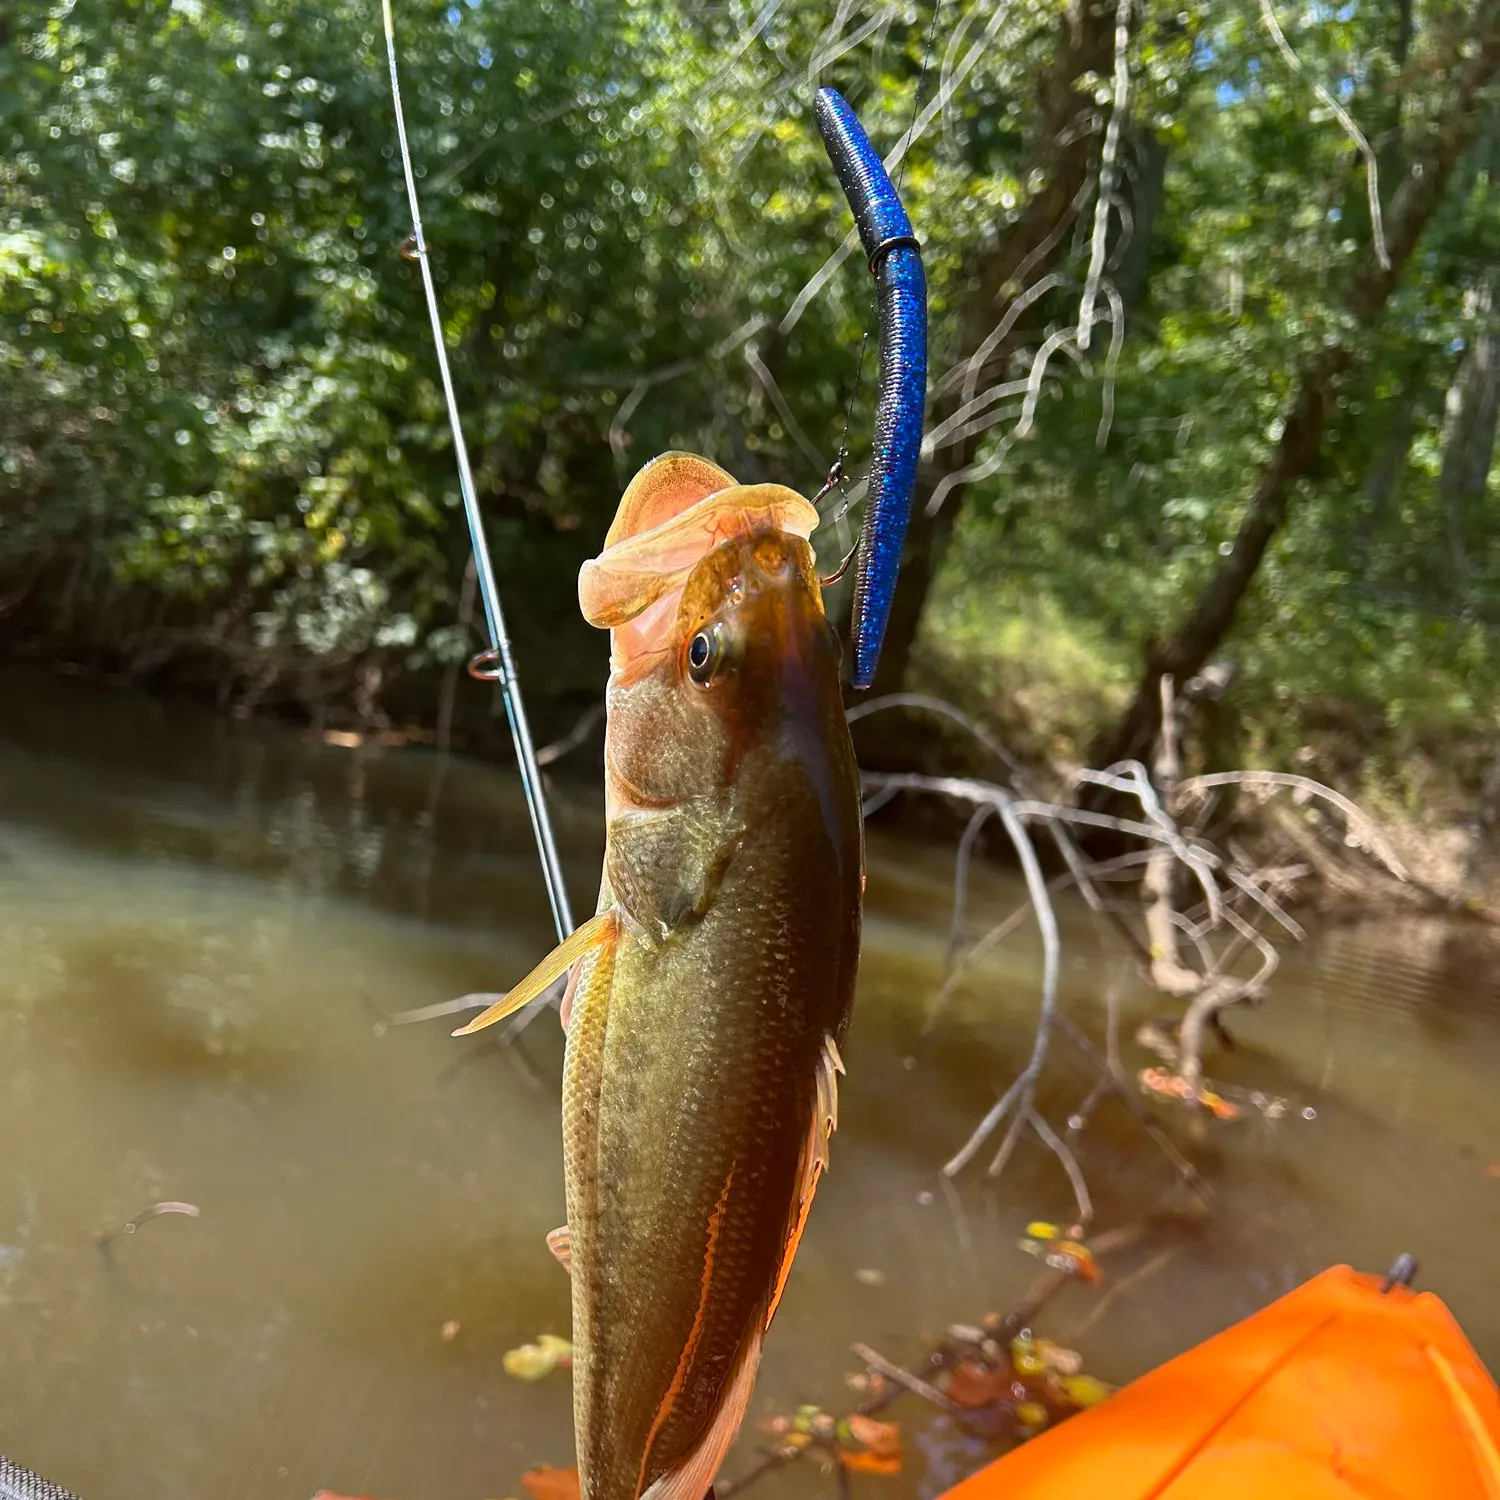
1176,905,1280,1090
1077,0,1132,349
924,429,1023,516
947,802,998,964
1174,770,1409,878
942,793,1060,1178
846,693,1034,788
745,340,827,473
536,701,605,767
1259,0,1390,270
1030,1108,1093,1225
932,274,1066,404
1095,281,1125,449
1014,326,1086,439
850,1343,964,1413
808,2,898,83
922,378,1036,451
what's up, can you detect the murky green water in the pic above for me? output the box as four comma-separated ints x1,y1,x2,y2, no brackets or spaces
2,667,1497,1500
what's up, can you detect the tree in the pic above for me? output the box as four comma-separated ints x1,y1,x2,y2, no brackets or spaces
1092,1,1500,771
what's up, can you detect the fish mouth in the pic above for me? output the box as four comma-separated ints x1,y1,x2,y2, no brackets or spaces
579,467,820,675
579,484,818,629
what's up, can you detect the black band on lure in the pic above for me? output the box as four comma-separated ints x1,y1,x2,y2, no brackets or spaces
867,233,922,273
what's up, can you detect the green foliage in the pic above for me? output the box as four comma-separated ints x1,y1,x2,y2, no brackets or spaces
1,0,1497,791
913,0,1499,794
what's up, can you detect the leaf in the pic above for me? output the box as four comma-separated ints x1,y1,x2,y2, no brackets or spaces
521,1467,581,1500
946,1360,1011,1408
839,1450,903,1476
1199,1088,1243,1121
1010,1335,1046,1377
1035,1339,1083,1375
1060,1373,1114,1408
503,1334,573,1381
1015,1401,1050,1432
1024,1220,1060,1240
845,1414,902,1459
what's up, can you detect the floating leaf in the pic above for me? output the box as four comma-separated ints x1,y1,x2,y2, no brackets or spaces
1140,1068,1243,1121
838,1415,903,1476
1010,1335,1047,1378
1036,1338,1083,1375
1035,1241,1102,1284
840,1449,903,1476
1015,1401,1050,1432
845,1414,902,1459
1025,1221,1060,1240
1139,1066,1194,1102
946,1359,1011,1408
834,1416,900,1476
520,1466,580,1500
1198,1087,1243,1121
504,1333,573,1381
1060,1373,1114,1408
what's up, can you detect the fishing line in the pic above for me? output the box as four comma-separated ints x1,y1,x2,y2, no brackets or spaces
820,0,944,524
379,0,574,945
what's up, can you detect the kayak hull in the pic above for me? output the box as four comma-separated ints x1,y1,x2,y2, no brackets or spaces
942,1264,1500,1500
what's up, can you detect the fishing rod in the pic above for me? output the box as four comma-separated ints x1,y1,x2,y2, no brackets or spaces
379,0,574,945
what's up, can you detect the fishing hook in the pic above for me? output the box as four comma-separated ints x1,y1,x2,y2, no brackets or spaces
814,87,928,691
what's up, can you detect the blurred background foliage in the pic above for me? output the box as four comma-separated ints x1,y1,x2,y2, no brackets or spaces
2,0,1497,813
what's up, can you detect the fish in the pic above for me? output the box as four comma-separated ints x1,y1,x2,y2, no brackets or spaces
1,1454,84,1500
457,451,865,1500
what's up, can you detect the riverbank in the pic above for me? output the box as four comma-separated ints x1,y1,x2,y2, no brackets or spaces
5,638,1496,929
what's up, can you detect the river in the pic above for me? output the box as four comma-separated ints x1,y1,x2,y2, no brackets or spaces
1,666,1496,1500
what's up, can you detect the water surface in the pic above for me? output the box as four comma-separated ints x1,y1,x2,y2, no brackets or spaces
2,667,1496,1500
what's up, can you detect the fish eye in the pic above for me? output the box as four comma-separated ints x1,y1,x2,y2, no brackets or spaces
686,623,729,686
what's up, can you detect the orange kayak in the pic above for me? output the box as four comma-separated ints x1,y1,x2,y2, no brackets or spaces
942,1264,1500,1500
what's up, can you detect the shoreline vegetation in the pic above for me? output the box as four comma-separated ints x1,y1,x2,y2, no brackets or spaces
5,3,1499,918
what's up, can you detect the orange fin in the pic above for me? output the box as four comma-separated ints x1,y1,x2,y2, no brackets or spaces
452,913,618,1036
546,1225,571,1275
767,1033,843,1326
558,960,584,1034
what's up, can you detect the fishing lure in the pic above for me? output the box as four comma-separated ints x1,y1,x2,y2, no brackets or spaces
813,87,928,691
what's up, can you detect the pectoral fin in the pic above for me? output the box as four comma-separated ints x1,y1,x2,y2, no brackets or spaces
452,913,619,1036
546,1225,572,1275
605,798,743,942
766,1033,844,1327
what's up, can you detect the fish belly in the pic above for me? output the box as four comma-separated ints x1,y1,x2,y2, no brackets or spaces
564,853,849,1500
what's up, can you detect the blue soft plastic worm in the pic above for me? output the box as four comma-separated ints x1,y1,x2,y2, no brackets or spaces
813,86,928,690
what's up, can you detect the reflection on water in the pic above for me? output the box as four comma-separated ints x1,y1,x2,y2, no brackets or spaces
1,666,1497,1500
